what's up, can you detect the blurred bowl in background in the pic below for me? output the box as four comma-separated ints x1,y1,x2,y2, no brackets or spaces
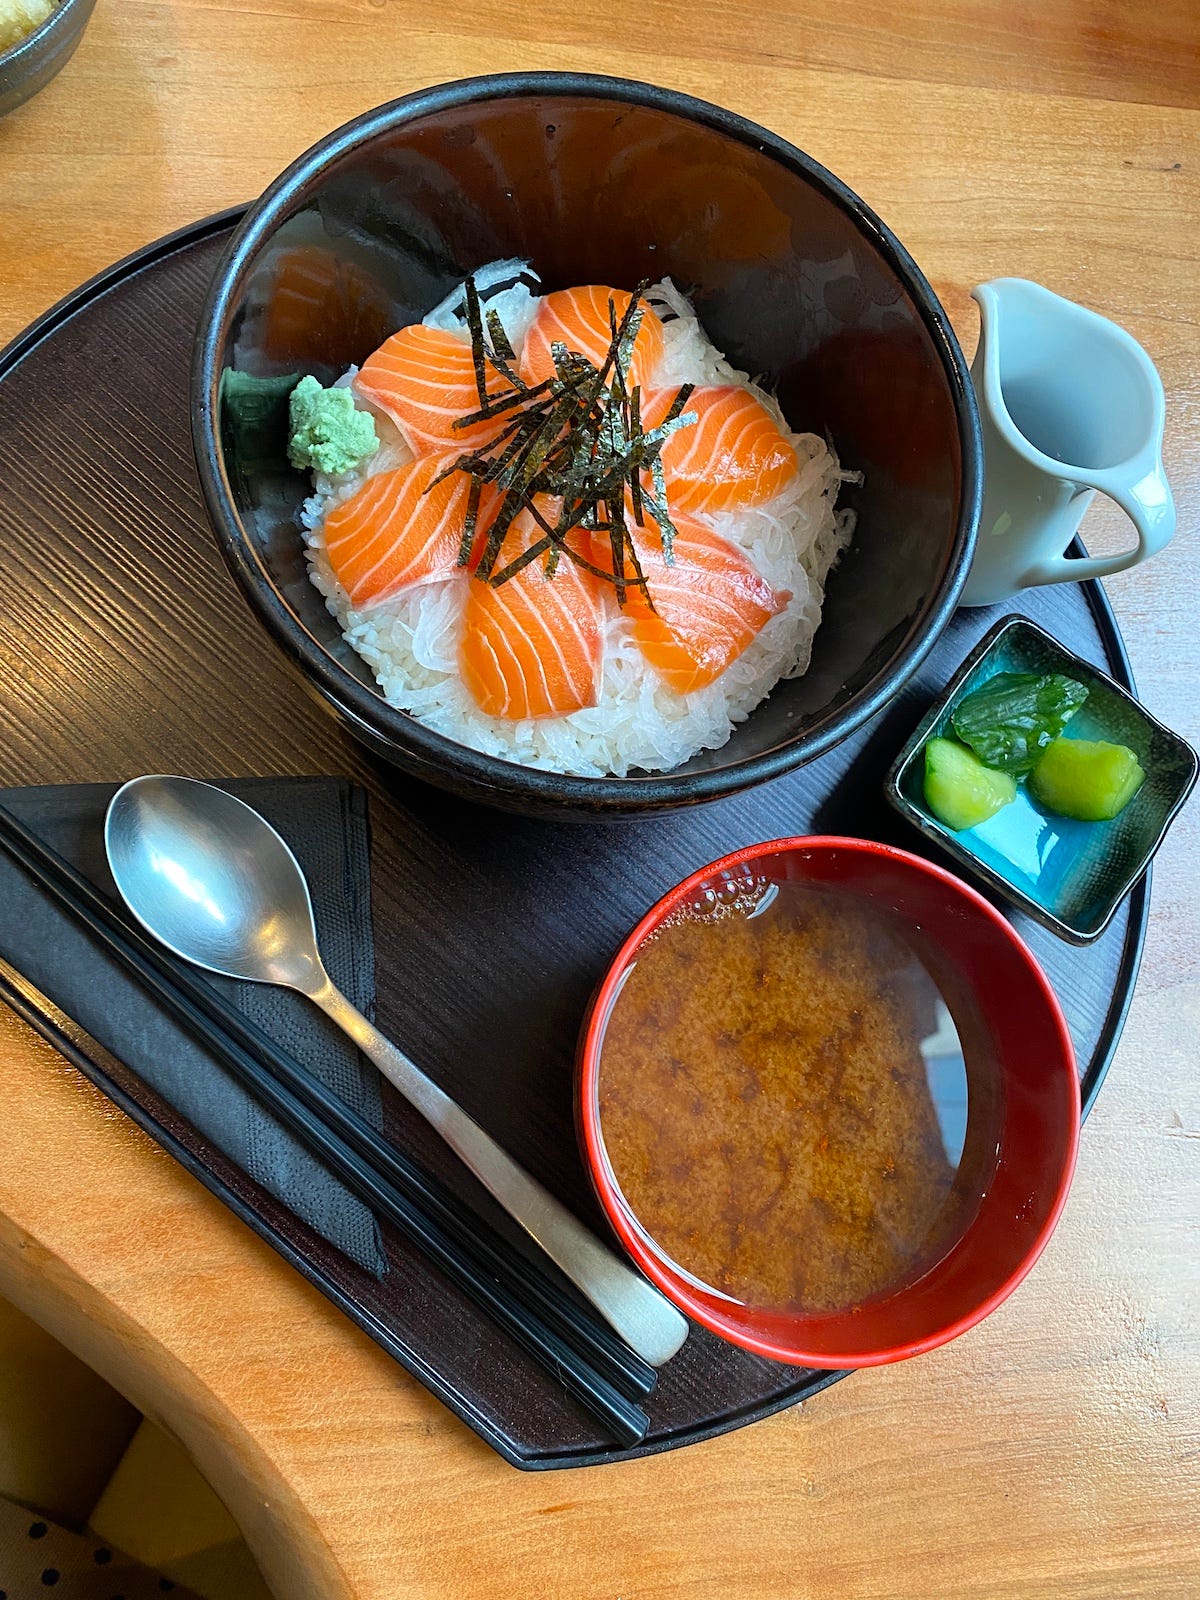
0,0,98,118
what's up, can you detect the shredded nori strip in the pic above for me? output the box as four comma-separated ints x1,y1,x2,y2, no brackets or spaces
485,307,520,371
462,277,491,415
425,276,695,602
458,475,483,569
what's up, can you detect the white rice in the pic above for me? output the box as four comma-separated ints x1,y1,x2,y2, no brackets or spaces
298,268,857,778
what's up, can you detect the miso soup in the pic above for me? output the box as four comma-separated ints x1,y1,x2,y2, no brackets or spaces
595,876,1002,1315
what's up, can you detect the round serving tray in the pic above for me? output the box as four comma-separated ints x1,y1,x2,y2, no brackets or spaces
0,213,1146,1468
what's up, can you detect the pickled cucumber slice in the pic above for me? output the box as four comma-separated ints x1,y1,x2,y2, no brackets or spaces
951,671,1089,773
924,738,1018,831
1029,737,1145,821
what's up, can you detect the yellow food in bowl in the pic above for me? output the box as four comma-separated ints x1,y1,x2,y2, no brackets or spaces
0,0,55,53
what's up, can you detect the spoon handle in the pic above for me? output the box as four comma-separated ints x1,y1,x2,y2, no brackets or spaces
308,977,689,1368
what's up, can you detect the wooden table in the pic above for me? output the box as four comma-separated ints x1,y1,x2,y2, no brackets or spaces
2,5,1198,1597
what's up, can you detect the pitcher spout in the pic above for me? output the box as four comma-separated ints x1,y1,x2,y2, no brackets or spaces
970,277,1163,478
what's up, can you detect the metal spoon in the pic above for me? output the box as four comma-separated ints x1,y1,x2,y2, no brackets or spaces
104,775,688,1367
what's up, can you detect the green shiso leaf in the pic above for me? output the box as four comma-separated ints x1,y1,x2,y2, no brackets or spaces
950,671,1090,773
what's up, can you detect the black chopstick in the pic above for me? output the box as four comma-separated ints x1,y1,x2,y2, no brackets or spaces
0,799,654,1400
0,802,652,1447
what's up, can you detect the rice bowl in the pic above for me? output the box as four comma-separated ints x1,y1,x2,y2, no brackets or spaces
193,75,982,819
295,265,858,778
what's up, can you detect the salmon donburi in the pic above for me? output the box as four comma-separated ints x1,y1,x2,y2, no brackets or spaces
285,260,858,778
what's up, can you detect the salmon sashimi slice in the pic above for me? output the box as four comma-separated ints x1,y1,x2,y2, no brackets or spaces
460,501,605,720
592,510,789,694
324,455,495,609
642,385,799,515
519,286,665,391
355,325,513,456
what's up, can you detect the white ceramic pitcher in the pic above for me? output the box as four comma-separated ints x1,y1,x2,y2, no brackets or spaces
960,278,1175,607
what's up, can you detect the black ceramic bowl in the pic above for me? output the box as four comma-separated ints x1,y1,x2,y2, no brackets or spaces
194,73,981,819
0,0,97,118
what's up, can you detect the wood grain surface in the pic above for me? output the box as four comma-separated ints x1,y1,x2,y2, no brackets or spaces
1,4,1198,1598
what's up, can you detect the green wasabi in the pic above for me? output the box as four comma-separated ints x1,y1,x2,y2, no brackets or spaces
287,375,379,476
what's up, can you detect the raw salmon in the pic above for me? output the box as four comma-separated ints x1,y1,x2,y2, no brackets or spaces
643,385,799,515
460,500,605,720
595,510,788,694
355,325,512,456
520,286,665,391
324,455,494,609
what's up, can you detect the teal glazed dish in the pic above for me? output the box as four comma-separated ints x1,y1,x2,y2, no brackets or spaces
885,616,1197,943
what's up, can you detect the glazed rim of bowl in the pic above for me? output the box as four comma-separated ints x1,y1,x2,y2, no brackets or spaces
577,836,1081,1367
193,72,983,811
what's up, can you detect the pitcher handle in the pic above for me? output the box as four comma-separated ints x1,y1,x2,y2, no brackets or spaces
1024,460,1176,588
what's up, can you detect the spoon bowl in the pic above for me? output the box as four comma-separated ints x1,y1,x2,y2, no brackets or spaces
105,775,325,991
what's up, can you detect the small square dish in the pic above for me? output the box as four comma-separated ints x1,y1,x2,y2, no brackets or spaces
885,616,1198,943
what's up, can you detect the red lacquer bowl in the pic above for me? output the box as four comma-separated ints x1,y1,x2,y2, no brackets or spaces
577,837,1080,1368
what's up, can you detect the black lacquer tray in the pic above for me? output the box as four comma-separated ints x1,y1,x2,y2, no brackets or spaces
0,213,1146,1468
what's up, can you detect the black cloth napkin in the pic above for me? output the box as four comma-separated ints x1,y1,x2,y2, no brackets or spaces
0,777,386,1276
